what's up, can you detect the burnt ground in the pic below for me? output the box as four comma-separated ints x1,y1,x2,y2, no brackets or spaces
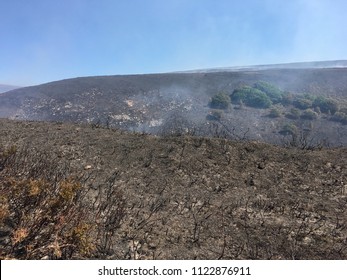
1,118,346,259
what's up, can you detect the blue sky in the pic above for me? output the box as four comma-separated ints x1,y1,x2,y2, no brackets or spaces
1,0,346,86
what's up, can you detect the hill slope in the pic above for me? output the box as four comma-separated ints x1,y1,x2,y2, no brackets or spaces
1,119,346,259
1,63,347,146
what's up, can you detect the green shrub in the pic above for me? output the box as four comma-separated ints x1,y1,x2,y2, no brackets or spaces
280,92,294,106
210,92,231,109
279,123,298,136
285,108,300,119
301,109,318,120
293,97,313,110
254,81,283,103
313,96,339,114
268,107,282,118
303,93,316,101
331,112,347,125
230,86,272,108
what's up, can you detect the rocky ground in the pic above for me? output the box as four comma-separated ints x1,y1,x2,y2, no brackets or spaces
1,118,346,259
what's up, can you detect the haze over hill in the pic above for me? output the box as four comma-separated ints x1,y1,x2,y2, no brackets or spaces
1,60,347,146
178,60,347,73
0,84,20,94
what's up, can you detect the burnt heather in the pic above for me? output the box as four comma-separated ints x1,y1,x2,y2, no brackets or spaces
0,119,346,259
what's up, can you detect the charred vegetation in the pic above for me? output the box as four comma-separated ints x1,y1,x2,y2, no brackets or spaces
0,119,346,259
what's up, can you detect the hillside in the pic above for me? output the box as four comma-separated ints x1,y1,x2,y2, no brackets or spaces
1,64,347,147
1,119,346,259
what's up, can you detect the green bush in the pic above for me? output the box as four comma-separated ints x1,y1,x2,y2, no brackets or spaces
279,123,298,136
293,97,313,110
302,93,316,101
331,112,347,125
254,81,283,103
285,108,300,119
280,92,294,106
301,109,318,120
210,92,231,109
230,86,272,108
268,107,282,118
313,96,339,114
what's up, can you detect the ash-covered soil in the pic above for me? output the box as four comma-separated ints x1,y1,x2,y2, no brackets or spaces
1,119,347,259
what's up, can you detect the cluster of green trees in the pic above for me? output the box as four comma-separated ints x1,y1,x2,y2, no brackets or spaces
231,86,272,108
229,81,286,109
292,94,339,114
253,81,284,104
229,81,340,113
287,94,347,123
271,107,319,120
209,81,346,125
209,81,285,110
